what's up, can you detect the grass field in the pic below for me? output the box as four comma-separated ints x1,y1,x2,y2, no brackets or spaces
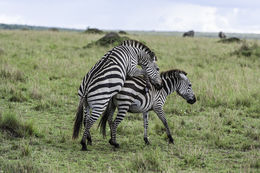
0,30,260,172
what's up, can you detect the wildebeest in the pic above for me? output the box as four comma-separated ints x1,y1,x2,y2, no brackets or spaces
218,31,226,39
183,30,195,37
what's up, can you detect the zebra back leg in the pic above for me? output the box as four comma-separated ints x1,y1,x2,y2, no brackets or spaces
109,105,130,148
83,103,90,128
154,106,174,144
98,99,116,138
143,112,150,145
81,106,107,151
107,101,116,135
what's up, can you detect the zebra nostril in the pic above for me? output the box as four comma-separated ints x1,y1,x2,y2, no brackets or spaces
187,97,196,104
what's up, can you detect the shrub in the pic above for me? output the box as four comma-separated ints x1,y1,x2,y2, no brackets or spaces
0,112,37,137
84,32,130,48
0,160,45,173
20,142,31,157
250,159,260,169
119,30,127,34
0,47,4,55
130,147,165,172
9,90,28,102
232,42,260,58
218,37,241,43
179,153,206,168
0,65,26,82
49,28,59,32
84,27,104,34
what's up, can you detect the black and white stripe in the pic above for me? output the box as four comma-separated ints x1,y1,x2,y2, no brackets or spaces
73,40,162,151
99,69,196,147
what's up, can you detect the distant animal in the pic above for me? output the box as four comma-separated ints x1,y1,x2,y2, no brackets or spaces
218,31,226,39
183,30,195,37
99,69,196,147
73,40,163,151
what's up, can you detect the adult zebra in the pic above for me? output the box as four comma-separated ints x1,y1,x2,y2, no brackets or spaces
99,69,196,147
73,40,162,151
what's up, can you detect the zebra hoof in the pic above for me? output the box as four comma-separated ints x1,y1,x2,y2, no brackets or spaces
109,139,120,148
144,138,150,145
169,136,174,144
87,136,92,145
80,141,87,151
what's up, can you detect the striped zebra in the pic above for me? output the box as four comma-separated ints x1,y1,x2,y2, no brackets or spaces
99,69,196,147
73,40,162,151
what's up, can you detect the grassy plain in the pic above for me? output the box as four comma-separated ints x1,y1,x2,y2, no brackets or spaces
0,30,260,172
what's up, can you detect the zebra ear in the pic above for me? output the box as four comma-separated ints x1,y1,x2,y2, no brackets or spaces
179,73,187,80
149,52,156,61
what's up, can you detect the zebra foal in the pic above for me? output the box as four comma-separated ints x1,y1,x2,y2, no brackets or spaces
99,69,196,147
73,40,162,151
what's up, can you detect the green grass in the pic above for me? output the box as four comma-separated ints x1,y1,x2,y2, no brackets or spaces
0,30,260,172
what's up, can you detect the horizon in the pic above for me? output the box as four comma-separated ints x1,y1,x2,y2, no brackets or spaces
1,0,260,34
2,23,260,35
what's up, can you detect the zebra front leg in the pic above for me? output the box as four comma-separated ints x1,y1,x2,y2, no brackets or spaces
154,107,174,144
143,112,150,145
109,109,128,148
128,68,151,92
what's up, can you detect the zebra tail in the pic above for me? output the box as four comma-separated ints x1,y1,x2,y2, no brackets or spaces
98,101,112,138
72,97,85,139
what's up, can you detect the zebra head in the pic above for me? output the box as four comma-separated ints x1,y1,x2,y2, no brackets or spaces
175,71,196,104
140,52,162,89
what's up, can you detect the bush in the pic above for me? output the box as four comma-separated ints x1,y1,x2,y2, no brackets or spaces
0,112,37,137
0,65,26,82
9,91,28,102
84,32,130,48
130,147,166,172
232,42,260,58
0,160,45,173
0,47,4,55
218,37,241,43
49,28,59,32
119,30,127,34
84,27,104,34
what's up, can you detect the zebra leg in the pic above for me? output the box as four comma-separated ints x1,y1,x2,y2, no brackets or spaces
154,107,174,144
107,100,116,134
143,112,150,145
109,108,129,148
129,68,151,92
143,73,152,92
81,108,106,151
83,104,90,128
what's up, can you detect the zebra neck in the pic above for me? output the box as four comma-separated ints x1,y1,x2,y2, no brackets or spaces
162,77,177,96
137,50,150,65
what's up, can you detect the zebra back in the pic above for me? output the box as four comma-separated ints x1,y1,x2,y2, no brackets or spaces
78,50,112,97
121,40,157,61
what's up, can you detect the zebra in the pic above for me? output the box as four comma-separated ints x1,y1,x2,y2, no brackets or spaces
99,69,196,147
73,40,163,151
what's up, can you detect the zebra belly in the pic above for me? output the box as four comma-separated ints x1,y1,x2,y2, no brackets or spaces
87,78,125,108
128,100,152,113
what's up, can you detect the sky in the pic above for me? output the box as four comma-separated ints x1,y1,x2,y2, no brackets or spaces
0,0,260,33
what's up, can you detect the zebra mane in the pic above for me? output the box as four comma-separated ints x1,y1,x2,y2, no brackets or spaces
121,40,157,61
161,69,187,77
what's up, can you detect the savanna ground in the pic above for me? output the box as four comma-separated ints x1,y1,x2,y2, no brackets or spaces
0,30,260,173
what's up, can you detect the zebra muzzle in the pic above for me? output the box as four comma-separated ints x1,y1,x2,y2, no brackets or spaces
187,97,196,104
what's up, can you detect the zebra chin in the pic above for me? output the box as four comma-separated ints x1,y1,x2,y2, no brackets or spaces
187,97,196,104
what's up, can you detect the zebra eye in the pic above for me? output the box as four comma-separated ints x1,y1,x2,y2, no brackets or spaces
189,84,192,87
156,67,159,71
